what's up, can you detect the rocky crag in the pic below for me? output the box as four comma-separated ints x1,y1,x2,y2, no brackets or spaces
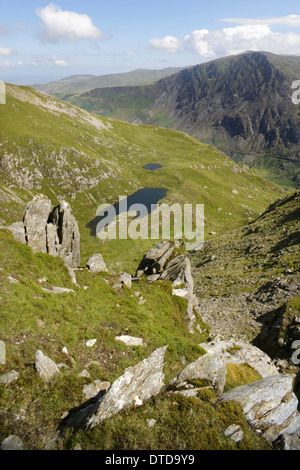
3,194,80,269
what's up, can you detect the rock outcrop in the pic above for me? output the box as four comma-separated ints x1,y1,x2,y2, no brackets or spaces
218,374,300,449
6,195,80,268
253,297,300,366
23,196,52,253
199,339,279,378
135,241,199,333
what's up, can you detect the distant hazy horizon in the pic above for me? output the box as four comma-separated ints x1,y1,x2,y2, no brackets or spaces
1,0,300,85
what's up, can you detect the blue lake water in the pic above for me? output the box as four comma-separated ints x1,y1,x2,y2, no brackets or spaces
143,163,163,171
87,187,168,237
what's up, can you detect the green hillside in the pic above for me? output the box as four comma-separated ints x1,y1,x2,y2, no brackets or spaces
0,83,284,272
0,82,298,451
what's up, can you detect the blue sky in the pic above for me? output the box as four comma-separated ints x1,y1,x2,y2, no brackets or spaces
0,0,300,84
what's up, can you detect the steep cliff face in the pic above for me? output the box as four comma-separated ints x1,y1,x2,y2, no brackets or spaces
153,52,299,156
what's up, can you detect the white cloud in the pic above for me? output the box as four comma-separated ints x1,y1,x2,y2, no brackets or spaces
149,35,182,53
186,24,300,57
184,29,214,57
52,56,68,66
151,24,300,58
0,60,23,68
221,15,300,27
0,46,13,56
36,3,102,43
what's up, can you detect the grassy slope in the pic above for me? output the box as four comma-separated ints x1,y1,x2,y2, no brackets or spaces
0,83,289,450
0,84,285,273
0,229,270,450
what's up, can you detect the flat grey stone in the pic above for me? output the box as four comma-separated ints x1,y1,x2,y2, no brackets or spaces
1,435,23,450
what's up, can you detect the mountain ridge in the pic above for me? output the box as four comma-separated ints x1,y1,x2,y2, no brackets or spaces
63,51,300,189
30,66,188,98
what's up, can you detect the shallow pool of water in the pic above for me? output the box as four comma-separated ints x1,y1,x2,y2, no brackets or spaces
142,163,163,171
87,187,168,237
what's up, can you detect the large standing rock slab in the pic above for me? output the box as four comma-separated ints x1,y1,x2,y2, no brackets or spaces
87,345,167,428
23,195,52,253
162,255,196,333
161,255,194,291
218,374,300,444
60,346,167,431
171,353,226,396
6,195,81,269
48,200,81,268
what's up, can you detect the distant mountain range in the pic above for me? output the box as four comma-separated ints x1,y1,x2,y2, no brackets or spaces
38,52,300,189
30,67,188,98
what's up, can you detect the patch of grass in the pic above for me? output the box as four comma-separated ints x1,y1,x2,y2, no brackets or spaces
62,393,271,450
224,363,262,393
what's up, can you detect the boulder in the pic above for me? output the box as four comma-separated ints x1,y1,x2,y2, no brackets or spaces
60,346,167,430
35,350,60,382
171,353,227,396
1,435,23,450
198,339,279,378
0,370,19,386
135,241,172,278
161,255,194,292
115,335,146,347
218,374,300,445
161,255,196,333
135,243,198,333
86,253,108,273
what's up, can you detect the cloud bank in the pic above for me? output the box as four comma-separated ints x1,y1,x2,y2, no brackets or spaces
36,3,102,43
221,14,300,27
149,20,300,58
